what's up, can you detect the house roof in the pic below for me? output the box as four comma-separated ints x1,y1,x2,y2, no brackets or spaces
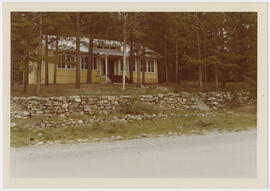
45,36,160,58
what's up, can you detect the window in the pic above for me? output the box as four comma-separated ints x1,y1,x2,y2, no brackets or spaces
146,60,155,72
104,46,109,49
110,46,116,50
97,46,103,49
57,54,75,69
80,56,88,70
79,56,97,70
140,60,146,72
57,54,66,69
92,57,97,70
67,55,75,69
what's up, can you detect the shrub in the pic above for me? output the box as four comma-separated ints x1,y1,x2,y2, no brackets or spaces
122,102,160,115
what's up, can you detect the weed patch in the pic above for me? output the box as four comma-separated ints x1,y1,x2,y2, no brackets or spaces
121,102,161,115
11,109,257,148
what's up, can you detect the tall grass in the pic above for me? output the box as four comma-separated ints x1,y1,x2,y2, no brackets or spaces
121,102,161,115
11,109,257,147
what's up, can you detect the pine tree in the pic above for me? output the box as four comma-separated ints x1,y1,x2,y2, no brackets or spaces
11,12,38,91
37,12,43,96
75,12,80,89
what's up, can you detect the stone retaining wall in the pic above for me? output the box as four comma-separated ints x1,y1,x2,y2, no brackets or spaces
198,90,256,109
11,91,256,118
11,93,197,118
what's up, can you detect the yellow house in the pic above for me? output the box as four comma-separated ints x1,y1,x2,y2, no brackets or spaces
29,37,159,84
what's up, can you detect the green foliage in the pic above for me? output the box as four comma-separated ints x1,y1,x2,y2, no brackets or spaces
11,12,257,93
122,102,160,115
11,109,257,147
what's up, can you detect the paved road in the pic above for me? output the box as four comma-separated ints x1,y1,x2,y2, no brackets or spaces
11,129,256,178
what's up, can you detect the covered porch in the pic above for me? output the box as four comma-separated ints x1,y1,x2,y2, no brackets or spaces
98,54,131,83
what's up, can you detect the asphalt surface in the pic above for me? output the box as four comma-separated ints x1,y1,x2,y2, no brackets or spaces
11,129,256,178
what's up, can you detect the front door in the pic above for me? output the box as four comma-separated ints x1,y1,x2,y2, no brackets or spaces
108,58,114,75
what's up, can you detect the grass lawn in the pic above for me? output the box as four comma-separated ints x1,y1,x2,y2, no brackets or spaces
11,83,170,97
11,82,254,148
11,106,257,148
11,81,249,97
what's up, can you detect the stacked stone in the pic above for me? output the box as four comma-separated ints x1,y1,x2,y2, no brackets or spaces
198,92,232,109
135,92,197,110
28,113,170,129
11,93,197,118
198,91,256,109
237,90,256,104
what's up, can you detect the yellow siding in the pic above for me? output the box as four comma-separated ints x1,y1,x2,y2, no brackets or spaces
119,60,158,83
29,58,158,84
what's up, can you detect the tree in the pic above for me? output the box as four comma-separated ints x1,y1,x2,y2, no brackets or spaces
122,12,128,91
195,13,203,91
42,12,74,85
75,12,80,89
45,31,49,85
142,46,146,85
37,12,43,96
11,12,39,91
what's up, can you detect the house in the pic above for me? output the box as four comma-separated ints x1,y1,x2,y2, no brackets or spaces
28,37,160,84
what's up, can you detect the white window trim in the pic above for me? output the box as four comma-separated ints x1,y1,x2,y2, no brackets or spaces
66,55,76,70
80,55,88,70
79,56,98,71
57,54,76,70
145,60,155,73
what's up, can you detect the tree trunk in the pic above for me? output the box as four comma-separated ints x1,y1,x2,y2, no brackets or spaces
137,57,141,87
203,30,208,92
129,41,134,83
175,39,179,83
219,27,226,89
215,64,219,91
24,51,29,92
75,12,80,89
37,13,42,96
23,62,29,92
122,13,127,91
164,39,168,83
45,34,49,86
87,37,93,83
196,12,203,92
204,60,207,92
142,46,145,85
221,68,226,88
54,35,58,85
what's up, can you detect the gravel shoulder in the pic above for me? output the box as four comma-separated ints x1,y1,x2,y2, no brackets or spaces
11,129,257,178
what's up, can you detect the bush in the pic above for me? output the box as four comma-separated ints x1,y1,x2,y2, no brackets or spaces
122,102,160,115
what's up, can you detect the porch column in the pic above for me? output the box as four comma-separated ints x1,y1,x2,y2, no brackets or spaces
118,58,121,74
99,58,102,76
105,55,108,76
